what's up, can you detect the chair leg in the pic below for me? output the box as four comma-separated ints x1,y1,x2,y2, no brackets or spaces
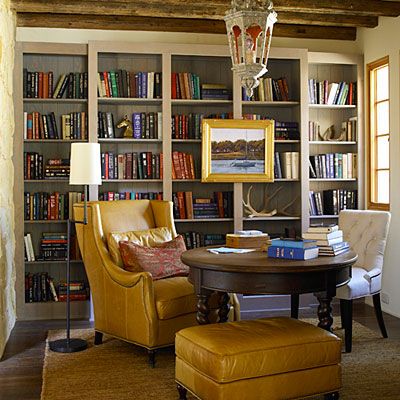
372,293,388,338
94,331,103,345
291,294,299,319
177,384,187,400
148,350,156,368
324,391,339,400
340,299,353,353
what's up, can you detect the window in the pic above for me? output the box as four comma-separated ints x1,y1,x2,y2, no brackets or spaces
367,56,390,210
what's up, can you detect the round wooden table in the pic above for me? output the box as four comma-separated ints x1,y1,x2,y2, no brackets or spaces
181,248,358,332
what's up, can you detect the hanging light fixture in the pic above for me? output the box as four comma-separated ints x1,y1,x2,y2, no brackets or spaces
224,0,277,98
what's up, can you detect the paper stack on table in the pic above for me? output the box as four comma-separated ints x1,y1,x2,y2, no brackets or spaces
207,247,257,254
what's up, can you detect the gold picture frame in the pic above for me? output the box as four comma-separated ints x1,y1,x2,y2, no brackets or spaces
202,119,275,183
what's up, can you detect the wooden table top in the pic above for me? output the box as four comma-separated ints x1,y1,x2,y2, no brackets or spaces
181,247,358,274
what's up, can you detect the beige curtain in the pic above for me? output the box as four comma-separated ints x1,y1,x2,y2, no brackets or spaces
0,0,16,358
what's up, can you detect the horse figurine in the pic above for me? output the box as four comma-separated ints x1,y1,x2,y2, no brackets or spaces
117,115,133,138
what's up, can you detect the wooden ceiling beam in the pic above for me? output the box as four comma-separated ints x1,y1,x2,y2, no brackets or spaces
11,0,400,18
16,13,357,41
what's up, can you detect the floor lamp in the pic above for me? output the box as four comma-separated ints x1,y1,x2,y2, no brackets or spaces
49,143,102,353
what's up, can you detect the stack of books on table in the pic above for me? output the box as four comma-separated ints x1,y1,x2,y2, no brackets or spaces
226,230,270,249
267,238,319,260
302,224,350,257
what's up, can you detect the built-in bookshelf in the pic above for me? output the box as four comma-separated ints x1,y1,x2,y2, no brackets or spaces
307,52,363,222
14,43,363,320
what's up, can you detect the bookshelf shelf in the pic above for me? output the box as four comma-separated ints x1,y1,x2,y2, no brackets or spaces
310,215,339,219
98,138,162,143
98,97,162,105
24,220,67,224
175,218,234,223
309,178,357,182
243,216,301,221
172,139,202,143
171,99,232,105
25,260,83,264
275,140,300,144
309,104,356,109
23,98,88,104
173,179,201,182
309,141,357,145
24,180,70,183
24,139,87,143
275,179,300,182
102,179,163,183
242,100,300,107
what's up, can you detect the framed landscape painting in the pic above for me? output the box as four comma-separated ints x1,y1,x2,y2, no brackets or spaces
201,119,274,182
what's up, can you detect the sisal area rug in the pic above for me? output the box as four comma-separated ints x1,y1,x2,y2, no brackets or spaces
41,320,400,400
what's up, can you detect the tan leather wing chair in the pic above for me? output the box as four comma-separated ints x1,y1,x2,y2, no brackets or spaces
74,200,238,366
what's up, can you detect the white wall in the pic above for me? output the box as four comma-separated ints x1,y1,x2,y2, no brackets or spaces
358,17,400,318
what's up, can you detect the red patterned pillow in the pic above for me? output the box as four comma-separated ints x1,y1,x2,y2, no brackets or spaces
119,236,189,280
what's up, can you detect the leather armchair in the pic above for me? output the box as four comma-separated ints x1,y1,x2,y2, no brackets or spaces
74,200,238,366
337,210,391,352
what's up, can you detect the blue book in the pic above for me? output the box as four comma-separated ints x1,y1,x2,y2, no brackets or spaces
141,72,147,98
270,238,317,249
132,113,142,139
268,246,319,260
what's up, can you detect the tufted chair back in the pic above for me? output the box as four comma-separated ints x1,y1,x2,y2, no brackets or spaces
339,210,391,272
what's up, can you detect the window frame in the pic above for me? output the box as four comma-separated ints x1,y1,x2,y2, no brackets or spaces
367,56,390,211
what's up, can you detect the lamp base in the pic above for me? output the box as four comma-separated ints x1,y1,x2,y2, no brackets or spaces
49,338,88,353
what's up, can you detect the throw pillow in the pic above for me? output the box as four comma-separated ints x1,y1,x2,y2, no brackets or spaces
108,226,173,267
119,236,189,280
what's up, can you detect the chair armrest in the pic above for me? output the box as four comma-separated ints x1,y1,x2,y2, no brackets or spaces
363,267,381,283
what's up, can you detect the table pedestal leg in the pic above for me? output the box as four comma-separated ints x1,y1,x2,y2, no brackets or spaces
197,292,211,325
218,292,230,323
315,292,334,332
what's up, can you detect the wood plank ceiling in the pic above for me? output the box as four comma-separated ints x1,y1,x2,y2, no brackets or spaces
11,0,400,41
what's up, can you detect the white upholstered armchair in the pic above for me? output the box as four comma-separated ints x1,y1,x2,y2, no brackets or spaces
337,210,391,352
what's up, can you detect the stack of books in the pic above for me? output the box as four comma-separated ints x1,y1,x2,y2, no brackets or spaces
44,159,70,180
40,232,68,261
58,281,89,302
226,230,270,249
267,238,319,260
302,224,350,256
201,83,231,100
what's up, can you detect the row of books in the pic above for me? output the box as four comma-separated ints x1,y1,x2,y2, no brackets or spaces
308,117,357,142
171,112,233,140
99,192,163,201
309,153,357,179
242,116,301,141
25,274,88,303
97,71,162,99
242,77,290,102
182,232,225,250
308,80,357,105
171,72,201,100
97,111,162,139
274,152,300,180
172,191,233,220
309,189,358,216
200,84,231,100
172,151,196,180
24,191,83,221
23,69,88,99
24,152,43,180
101,152,163,180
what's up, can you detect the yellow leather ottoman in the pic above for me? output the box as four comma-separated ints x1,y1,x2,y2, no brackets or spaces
175,317,342,400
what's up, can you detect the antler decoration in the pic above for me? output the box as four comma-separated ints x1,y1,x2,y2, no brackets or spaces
243,185,279,218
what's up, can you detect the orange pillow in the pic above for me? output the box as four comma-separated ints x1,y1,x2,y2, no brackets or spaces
119,235,189,280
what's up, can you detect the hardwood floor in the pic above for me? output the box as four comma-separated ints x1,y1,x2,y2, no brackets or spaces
1,302,399,400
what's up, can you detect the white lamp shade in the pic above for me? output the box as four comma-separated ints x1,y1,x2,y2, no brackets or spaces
69,143,102,185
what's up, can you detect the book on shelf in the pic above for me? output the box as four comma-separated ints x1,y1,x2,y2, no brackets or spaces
57,281,89,302
171,72,201,100
132,112,162,139
201,83,231,100
44,158,70,179
98,112,115,138
309,117,357,142
308,79,356,105
24,191,82,221
101,152,162,180
309,189,357,216
172,191,233,220
243,76,290,102
274,152,299,179
39,232,68,261
309,153,357,179
24,233,35,262
25,272,62,303
99,192,163,201
97,70,162,99
24,111,59,139
182,232,225,249
242,117,300,141
60,112,87,140
172,151,196,180
23,69,88,99
23,152,43,179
